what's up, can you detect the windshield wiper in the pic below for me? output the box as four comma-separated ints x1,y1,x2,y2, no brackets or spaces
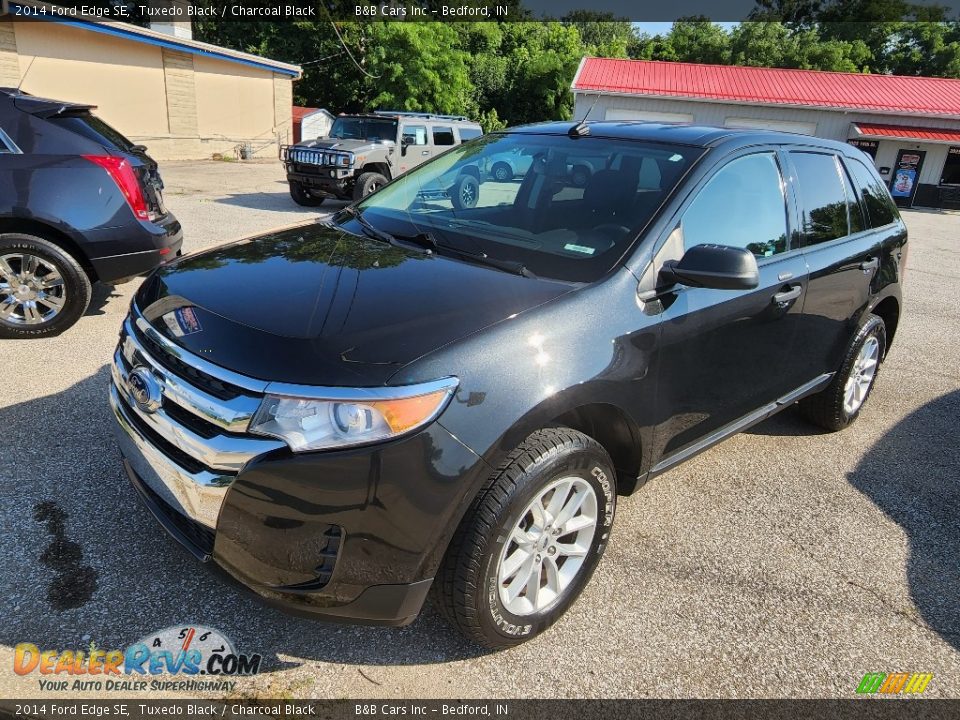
339,206,433,254
417,234,536,279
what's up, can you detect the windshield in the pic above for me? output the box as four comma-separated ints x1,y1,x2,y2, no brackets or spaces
51,112,137,153
349,132,702,283
328,117,398,142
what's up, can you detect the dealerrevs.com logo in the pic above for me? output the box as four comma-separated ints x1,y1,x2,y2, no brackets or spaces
13,625,261,693
856,672,934,695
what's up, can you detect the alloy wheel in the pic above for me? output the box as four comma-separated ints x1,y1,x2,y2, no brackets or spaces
0,253,67,325
496,476,598,616
843,336,880,414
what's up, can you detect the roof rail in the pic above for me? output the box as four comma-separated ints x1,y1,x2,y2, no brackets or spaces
374,110,472,122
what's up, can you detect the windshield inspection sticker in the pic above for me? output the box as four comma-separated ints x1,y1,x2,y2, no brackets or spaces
563,244,595,255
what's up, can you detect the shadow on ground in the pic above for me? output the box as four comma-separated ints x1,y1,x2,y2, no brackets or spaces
846,390,960,652
212,188,350,214
0,368,488,673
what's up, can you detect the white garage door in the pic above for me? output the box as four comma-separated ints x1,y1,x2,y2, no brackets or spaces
724,117,818,135
605,108,694,124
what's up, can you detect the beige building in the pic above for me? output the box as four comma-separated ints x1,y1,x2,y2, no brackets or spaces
0,1,301,160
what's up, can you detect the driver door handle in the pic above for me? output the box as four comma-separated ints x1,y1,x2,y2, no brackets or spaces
772,285,802,305
860,257,879,272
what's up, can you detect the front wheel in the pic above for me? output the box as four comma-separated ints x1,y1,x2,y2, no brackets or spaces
798,313,886,431
289,182,326,207
353,172,388,201
432,428,616,649
450,174,479,210
0,234,92,338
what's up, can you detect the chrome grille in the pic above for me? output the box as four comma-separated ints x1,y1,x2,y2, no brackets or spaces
110,309,286,528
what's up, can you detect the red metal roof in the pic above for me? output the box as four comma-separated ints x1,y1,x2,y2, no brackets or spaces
853,122,960,142
292,106,319,121
573,58,960,118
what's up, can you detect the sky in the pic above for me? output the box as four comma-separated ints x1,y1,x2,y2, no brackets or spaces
633,22,740,37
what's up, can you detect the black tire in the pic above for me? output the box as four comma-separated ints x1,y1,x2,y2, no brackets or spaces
289,182,326,207
352,172,388,201
450,174,480,210
432,428,617,649
491,162,513,182
0,233,92,339
571,164,591,188
798,313,887,432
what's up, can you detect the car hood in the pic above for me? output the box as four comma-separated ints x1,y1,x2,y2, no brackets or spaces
300,138,393,153
136,222,573,386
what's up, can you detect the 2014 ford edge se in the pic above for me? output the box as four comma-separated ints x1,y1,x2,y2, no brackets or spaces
109,122,906,648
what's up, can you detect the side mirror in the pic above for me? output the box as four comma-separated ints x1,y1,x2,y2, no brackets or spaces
659,244,759,291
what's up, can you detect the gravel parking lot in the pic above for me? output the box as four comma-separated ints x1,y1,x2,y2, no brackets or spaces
1,160,957,700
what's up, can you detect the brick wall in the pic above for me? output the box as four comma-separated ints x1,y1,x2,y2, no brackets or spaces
0,20,19,86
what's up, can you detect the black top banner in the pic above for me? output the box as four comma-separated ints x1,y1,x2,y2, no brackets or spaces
5,0,960,23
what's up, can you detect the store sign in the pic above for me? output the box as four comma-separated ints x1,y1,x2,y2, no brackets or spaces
848,138,879,158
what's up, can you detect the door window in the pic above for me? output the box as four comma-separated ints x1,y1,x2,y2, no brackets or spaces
681,152,789,258
790,152,849,246
432,126,455,146
0,126,18,153
402,125,427,145
846,158,900,228
841,163,866,234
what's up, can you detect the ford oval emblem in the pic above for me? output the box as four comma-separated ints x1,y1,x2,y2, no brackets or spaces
127,366,162,414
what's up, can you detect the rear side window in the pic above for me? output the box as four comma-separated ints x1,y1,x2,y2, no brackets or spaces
458,126,482,142
790,152,849,246
846,158,900,228
681,152,789,258
432,126,455,146
49,112,135,153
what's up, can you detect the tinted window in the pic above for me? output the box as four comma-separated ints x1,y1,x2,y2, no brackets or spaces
458,127,482,142
49,112,135,153
841,163,866,234
432,126,455,146
402,125,427,145
846,158,899,228
681,153,788,258
328,117,398,141
0,127,16,153
790,152,849,246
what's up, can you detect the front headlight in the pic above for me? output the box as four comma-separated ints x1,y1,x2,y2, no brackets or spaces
338,153,352,167
249,378,458,452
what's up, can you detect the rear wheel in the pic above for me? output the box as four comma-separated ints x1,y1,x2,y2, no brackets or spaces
450,174,479,210
0,234,91,338
798,314,886,431
289,182,326,207
432,428,616,649
353,172,388,201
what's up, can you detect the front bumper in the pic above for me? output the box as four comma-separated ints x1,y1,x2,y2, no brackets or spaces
286,168,354,197
109,314,489,625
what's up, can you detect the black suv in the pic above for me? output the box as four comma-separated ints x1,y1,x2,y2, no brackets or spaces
0,89,182,338
109,122,905,648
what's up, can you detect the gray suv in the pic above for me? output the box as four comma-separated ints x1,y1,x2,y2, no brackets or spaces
282,110,482,205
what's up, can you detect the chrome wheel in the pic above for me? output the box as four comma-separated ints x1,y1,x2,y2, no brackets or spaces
843,336,879,414
497,476,598,616
0,253,67,326
460,182,476,205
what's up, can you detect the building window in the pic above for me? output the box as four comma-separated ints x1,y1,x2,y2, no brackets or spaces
604,109,693,124
940,147,960,186
724,117,817,136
